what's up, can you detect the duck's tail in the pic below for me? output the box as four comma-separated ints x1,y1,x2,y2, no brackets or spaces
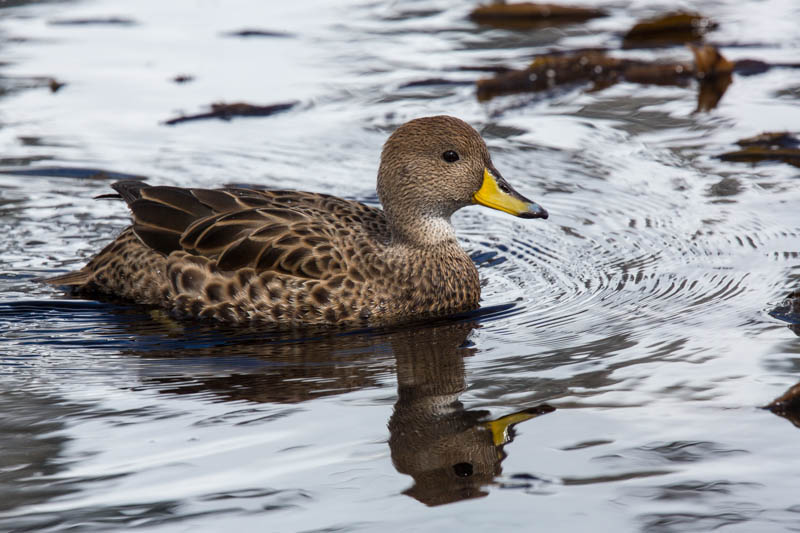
42,269,90,286
41,180,149,288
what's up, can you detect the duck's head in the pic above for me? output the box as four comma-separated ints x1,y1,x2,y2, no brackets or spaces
377,115,547,245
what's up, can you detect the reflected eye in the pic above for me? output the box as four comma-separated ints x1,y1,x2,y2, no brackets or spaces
442,150,460,163
453,462,473,477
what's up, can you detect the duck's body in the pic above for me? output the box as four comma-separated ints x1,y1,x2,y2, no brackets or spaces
46,116,547,326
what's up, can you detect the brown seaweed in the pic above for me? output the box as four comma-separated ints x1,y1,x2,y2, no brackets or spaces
689,45,733,111
0,74,69,95
470,2,606,30
718,133,800,167
163,101,297,126
622,12,717,48
48,78,66,93
718,148,800,167
766,380,800,427
172,74,194,84
476,50,628,100
476,44,734,111
49,17,137,26
399,78,473,89
221,29,294,38
737,132,800,149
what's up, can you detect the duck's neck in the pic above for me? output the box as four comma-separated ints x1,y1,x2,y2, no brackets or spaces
380,196,460,249
388,214,458,248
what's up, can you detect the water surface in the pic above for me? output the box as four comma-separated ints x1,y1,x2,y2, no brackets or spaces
2,0,800,531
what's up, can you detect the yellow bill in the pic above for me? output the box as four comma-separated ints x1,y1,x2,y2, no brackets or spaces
473,167,548,219
485,405,556,447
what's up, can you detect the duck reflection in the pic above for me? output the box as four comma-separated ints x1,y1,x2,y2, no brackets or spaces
388,322,554,506
110,310,554,505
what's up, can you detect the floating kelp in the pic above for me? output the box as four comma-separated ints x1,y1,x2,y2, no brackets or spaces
0,74,68,96
48,78,66,92
622,12,717,48
718,132,800,167
399,78,473,89
48,17,137,26
469,2,606,30
459,65,515,74
737,131,800,148
690,45,733,111
163,101,297,126
476,50,627,100
766,379,800,427
476,44,733,111
221,28,294,38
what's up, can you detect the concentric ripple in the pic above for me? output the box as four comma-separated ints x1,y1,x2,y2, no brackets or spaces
459,178,799,348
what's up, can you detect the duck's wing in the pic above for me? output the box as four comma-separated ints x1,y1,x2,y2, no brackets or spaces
116,181,387,280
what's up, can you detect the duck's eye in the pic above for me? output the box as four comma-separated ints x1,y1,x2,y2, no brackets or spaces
453,462,473,477
442,150,460,163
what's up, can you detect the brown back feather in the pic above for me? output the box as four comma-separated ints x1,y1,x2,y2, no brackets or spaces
111,181,389,281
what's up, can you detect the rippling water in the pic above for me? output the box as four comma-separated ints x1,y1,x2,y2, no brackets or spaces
2,0,800,531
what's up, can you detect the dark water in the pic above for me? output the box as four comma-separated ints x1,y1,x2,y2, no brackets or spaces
2,0,800,531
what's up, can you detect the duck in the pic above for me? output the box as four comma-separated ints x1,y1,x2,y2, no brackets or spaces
46,115,548,326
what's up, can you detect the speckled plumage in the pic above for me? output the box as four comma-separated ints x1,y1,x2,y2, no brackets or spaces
46,116,546,326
